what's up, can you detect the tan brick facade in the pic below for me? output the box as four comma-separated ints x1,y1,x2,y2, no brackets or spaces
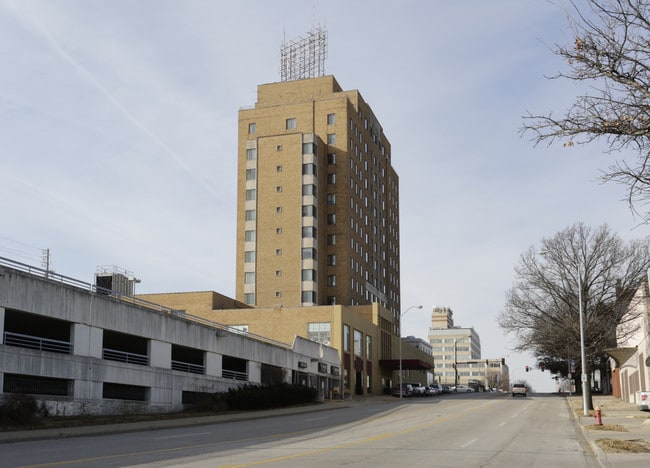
236,76,401,326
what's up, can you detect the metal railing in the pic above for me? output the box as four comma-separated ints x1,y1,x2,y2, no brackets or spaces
222,369,248,381
171,360,205,375
102,348,149,366
4,331,72,354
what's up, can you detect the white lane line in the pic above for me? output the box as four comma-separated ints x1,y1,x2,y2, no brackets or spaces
460,438,478,448
498,421,506,427
155,431,211,439
304,416,328,421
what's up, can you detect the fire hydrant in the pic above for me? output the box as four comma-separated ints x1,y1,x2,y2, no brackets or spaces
594,405,603,426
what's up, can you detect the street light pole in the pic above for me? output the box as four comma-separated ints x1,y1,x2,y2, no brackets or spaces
578,267,588,417
399,305,423,399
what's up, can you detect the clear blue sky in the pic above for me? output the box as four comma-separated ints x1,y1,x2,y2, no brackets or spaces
1,0,645,392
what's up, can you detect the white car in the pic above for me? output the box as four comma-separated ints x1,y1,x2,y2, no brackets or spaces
455,385,475,393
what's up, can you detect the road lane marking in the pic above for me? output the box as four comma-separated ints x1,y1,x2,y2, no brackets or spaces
155,432,211,439
460,438,477,448
498,421,506,427
304,417,328,421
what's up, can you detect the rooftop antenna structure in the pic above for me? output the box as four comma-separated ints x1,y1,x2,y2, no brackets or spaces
280,25,327,82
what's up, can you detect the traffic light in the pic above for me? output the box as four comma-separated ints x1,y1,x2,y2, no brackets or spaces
525,365,529,372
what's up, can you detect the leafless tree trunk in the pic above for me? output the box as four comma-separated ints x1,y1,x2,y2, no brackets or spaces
498,223,650,407
522,0,650,222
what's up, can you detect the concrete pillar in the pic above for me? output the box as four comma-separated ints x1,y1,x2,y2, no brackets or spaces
149,340,171,369
249,361,261,383
71,323,102,358
0,307,5,345
205,352,222,377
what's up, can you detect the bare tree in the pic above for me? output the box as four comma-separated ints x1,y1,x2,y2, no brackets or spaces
522,0,650,222
499,223,650,407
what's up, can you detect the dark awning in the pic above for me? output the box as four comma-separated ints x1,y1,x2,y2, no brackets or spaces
379,359,432,370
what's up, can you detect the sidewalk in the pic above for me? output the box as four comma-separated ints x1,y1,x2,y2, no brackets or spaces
567,395,650,467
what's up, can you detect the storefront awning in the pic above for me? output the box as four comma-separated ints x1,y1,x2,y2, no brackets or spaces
604,347,637,367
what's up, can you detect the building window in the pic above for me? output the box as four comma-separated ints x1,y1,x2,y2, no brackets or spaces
244,272,255,284
275,249,282,255
302,291,316,303
244,251,256,263
286,118,296,130
245,210,256,221
246,169,256,180
246,148,257,160
275,227,282,234
308,322,331,345
245,230,256,242
327,214,336,225
302,142,316,154
327,153,336,164
327,254,336,266
244,293,255,305
302,226,316,238
327,133,336,145
327,113,336,125
275,270,281,277
248,123,256,134
327,173,336,184
302,163,317,176
327,234,336,246
302,247,317,260
366,335,372,360
276,206,282,213
327,275,336,286
327,193,336,205
302,184,316,196
302,269,316,281
353,330,362,357
276,165,282,172
343,324,350,352
276,186,282,192
302,205,317,217
275,291,282,298
327,296,336,305
277,145,283,152
245,189,256,201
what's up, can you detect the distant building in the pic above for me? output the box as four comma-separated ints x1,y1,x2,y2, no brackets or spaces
428,307,508,390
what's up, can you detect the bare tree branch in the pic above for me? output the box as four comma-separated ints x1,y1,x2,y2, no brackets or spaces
522,0,650,222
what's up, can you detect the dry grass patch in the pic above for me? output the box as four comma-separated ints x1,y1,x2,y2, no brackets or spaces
595,438,650,453
586,423,627,431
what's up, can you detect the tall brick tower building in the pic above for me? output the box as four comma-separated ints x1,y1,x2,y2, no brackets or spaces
236,69,401,325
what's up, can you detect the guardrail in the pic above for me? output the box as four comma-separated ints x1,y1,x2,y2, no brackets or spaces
171,360,205,374
102,348,149,366
222,369,248,381
4,331,72,354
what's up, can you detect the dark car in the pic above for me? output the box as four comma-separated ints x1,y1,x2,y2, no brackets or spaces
441,384,452,394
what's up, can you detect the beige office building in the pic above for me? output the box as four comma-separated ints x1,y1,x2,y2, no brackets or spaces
236,76,401,328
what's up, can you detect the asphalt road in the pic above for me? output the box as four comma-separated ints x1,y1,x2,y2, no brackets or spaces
0,393,599,467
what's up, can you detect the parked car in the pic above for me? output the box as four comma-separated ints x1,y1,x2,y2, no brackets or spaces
455,385,475,393
392,383,413,397
636,390,650,410
441,384,452,394
407,383,427,397
511,383,527,397
429,383,443,395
